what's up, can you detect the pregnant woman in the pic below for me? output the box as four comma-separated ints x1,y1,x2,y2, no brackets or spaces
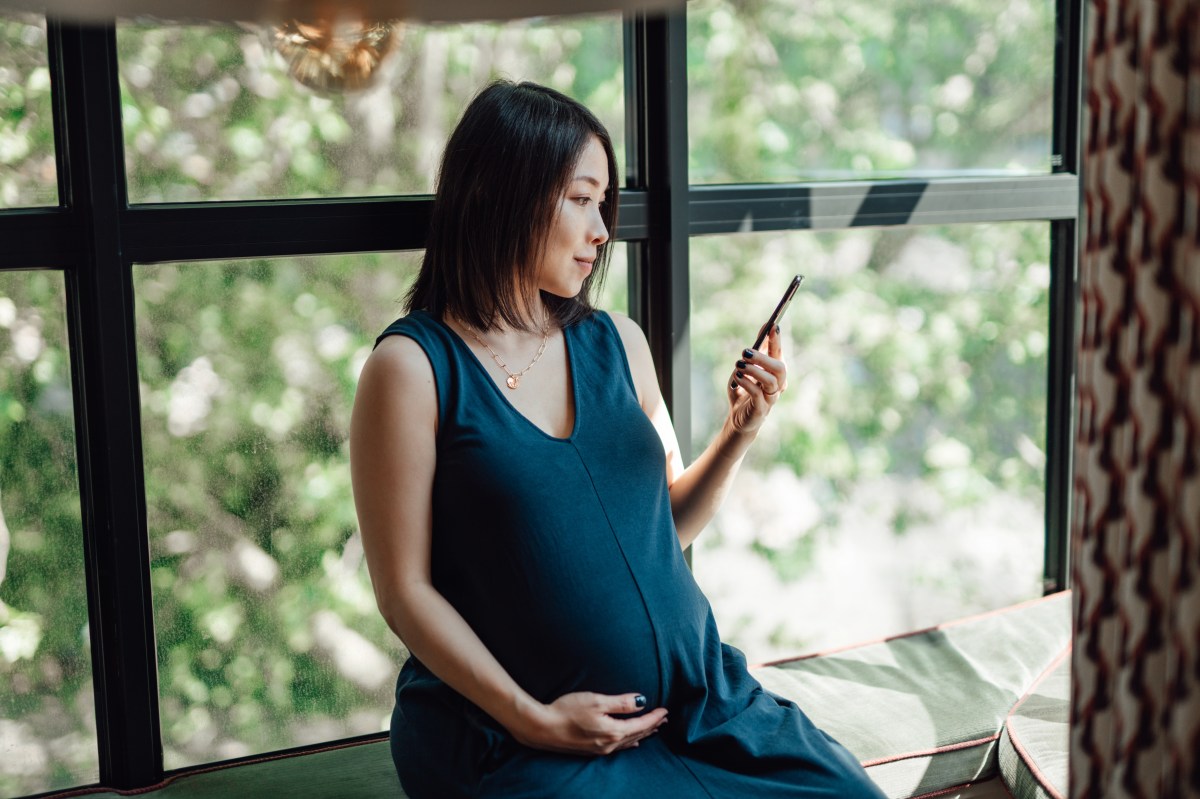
349,80,885,798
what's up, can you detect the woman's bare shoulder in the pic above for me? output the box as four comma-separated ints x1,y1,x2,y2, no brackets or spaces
356,334,438,423
368,333,434,377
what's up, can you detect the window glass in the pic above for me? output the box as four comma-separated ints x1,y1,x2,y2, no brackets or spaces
135,253,416,767
117,16,625,203
689,223,1049,660
0,271,96,795
595,243,630,316
687,0,1055,183
134,247,624,767
0,13,58,208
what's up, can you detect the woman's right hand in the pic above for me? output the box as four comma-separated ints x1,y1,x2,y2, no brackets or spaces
509,692,668,756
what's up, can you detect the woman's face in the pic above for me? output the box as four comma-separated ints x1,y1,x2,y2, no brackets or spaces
534,135,611,300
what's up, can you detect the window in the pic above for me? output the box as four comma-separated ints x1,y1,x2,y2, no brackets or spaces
0,5,1078,794
0,271,95,796
117,17,625,202
690,224,1050,657
135,253,419,766
0,12,58,208
687,0,1055,182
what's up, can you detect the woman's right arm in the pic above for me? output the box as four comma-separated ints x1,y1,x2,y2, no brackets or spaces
349,335,667,755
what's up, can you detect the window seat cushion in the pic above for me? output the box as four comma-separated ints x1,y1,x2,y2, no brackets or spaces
997,647,1070,799
47,592,1070,799
47,738,403,799
753,591,1071,799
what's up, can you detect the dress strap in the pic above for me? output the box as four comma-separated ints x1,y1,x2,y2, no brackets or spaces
374,309,460,435
572,310,639,398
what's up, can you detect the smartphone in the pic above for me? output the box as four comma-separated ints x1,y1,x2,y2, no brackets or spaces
752,274,804,350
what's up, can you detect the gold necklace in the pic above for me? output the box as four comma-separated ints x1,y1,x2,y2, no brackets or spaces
465,321,551,390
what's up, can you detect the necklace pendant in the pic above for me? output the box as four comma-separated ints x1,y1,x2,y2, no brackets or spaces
506,375,520,389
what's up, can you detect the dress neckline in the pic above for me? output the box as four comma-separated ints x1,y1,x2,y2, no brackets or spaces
424,309,580,443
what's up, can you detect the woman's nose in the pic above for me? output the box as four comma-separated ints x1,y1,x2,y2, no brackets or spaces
590,214,609,246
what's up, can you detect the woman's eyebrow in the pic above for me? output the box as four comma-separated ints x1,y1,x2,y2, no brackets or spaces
572,175,608,190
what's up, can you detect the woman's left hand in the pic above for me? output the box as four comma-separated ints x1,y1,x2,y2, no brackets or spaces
727,324,787,434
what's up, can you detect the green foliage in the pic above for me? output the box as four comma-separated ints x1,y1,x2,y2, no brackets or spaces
115,17,624,202
689,223,1048,651
687,0,1054,181
0,272,94,796
0,13,58,208
692,224,1050,511
136,256,416,768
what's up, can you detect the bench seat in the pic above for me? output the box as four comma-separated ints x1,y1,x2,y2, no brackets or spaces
46,592,1071,799
756,591,1070,798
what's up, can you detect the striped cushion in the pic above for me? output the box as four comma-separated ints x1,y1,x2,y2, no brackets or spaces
753,591,1072,799
43,739,404,799
998,649,1070,799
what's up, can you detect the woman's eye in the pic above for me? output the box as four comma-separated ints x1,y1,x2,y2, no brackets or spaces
574,197,592,206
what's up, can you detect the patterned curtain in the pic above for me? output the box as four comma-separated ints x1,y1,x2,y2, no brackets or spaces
1071,0,1200,797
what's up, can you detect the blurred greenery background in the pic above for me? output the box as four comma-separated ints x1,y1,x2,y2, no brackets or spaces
689,224,1048,660
0,0,1052,794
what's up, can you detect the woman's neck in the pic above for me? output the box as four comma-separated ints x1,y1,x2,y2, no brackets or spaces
447,305,551,343
486,294,554,337
512,291,552,333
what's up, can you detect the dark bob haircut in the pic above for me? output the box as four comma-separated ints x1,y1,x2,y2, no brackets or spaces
404,80,619,332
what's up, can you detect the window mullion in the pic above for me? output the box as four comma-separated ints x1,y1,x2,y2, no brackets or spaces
111,193,649,265
1045,219,1078,594
687,175,1079,236
627,9,690,461
1043,0,1085,593
54,19,164,788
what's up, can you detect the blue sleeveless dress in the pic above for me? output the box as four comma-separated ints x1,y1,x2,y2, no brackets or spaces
376,309,884,799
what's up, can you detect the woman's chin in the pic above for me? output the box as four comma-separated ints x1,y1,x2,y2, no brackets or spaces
541,284,585,300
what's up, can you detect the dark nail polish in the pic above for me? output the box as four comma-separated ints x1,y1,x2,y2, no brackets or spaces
774,324,780,334
743,349,754,359
730,380,738,390
736,359,746,369
635,694,647,708
736,370,745,379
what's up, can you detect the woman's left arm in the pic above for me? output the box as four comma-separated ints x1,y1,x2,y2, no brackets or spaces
610,313,787,549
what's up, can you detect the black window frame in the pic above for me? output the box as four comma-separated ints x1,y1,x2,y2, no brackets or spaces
1,3,1081,792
